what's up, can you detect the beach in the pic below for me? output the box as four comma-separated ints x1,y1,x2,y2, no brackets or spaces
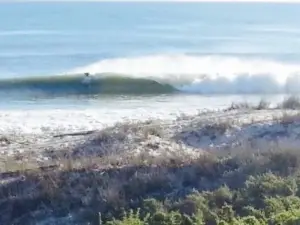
2,98,300,224
2,1,300,224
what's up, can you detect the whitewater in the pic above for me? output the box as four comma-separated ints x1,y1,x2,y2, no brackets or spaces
69,54,300,94
1,2,300,136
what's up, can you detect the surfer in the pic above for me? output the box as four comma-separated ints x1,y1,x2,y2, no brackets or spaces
82,72,92,85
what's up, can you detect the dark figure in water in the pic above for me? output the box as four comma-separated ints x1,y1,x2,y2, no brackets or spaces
82,72,92,85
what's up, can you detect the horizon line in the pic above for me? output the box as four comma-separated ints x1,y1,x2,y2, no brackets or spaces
4,0,300,3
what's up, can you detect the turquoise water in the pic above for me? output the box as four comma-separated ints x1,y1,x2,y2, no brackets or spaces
1,2,300,96
0,2,300,75
0,2,299,134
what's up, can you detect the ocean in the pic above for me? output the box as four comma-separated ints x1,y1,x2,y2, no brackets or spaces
1,1,300,135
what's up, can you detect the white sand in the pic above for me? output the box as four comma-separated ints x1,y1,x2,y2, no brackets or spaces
1,108,300,169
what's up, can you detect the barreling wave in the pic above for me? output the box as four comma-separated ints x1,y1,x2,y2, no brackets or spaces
0,74,176,96
69,54,300,94
3,54,300,96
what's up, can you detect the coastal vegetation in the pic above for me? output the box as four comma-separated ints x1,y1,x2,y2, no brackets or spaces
1,96,300,225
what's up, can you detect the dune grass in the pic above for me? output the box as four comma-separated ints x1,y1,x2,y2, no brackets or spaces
2,147,300,225
2,97,300,224
279,96,300,109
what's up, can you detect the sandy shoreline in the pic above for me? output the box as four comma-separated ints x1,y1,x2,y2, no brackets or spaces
1,101,300,172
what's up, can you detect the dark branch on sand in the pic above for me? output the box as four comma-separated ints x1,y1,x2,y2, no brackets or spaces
53,130,97,138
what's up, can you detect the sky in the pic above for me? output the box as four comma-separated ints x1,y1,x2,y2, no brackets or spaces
3,0,300,2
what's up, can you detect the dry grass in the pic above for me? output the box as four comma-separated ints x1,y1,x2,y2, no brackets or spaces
278,96,300,109
2,98,300,224
0,120,167,175
201,120,235,136
273,112,300,125
227,101,252,110
0,152,210,225
255,99,271,110
227,99,270,111
2,146,300,225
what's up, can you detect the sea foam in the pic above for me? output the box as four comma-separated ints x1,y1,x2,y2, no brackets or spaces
69,54,300,94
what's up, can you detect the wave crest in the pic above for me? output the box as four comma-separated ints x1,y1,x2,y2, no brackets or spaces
69,54,300,94
2,54,300,96
0,75,175,96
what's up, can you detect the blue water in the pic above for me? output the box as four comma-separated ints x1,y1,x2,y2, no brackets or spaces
0,2,299,135
1,2,300,77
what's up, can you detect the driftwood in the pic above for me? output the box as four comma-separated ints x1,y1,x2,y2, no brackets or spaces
53,130,97,138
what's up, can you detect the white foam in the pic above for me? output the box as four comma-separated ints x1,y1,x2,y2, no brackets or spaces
69,54,300,94
0,95,285,136
0,107,192,136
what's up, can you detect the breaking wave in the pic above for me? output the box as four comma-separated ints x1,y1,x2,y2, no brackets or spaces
69,54,300,94
0,74,176,96
2,54,300,96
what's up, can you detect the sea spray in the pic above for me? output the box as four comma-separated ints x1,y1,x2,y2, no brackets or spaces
69,54,300,94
